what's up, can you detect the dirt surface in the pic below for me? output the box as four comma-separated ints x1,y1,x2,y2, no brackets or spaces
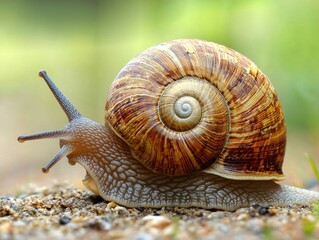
1,182,319,240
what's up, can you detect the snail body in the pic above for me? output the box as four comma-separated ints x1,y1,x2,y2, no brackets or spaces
18,39,319,211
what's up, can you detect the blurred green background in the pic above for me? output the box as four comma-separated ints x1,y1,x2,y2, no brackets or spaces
1,0,318,194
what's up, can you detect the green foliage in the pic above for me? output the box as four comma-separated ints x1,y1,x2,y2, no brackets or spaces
302,202,319,237
306,153,319,183
261,224,274,240
0,0,319,157
302,155,319,237
1,0,318,131
302,218,317,237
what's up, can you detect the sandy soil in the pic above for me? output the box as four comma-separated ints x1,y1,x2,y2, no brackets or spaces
1,182,319,240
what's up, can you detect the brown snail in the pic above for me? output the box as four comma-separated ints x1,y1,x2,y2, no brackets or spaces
18,39,319,211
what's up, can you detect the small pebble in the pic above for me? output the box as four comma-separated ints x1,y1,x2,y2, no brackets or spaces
133,232,155,240
194,210,204,217
258,206,270,215
246,218,264,233
107,201,117,209
87,217,111,231
12,220,26,227
268,207,278,216
142,215,172,229
114,206,128,215
137,207,145,212
59,216,71,225
251,204,271,216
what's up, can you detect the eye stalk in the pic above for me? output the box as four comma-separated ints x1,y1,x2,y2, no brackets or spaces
38,70,82,121
17,70,82,173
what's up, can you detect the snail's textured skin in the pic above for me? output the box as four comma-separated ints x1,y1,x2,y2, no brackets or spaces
106,39,286,178
72,118,319,211
18,39,319,211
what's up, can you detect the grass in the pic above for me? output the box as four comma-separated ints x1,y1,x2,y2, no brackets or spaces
302,202,319,237
306,153,319,183
261,224,274,240
302,153,319,237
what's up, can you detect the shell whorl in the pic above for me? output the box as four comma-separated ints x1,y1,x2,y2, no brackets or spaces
105,39,286,179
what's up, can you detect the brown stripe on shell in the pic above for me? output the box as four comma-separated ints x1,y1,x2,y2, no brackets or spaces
105,39,286,179
205,68,286,180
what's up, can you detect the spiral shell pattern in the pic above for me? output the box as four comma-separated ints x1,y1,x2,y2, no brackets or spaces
105,39,286,179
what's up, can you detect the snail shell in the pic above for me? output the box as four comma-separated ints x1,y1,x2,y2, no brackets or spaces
105,39,286,179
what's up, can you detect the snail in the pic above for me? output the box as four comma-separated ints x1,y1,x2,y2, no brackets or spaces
18,39,319,211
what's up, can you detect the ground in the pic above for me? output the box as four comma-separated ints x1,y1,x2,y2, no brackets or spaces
0,183,319,240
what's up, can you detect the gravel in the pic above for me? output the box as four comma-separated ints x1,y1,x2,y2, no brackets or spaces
1,182,319,239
